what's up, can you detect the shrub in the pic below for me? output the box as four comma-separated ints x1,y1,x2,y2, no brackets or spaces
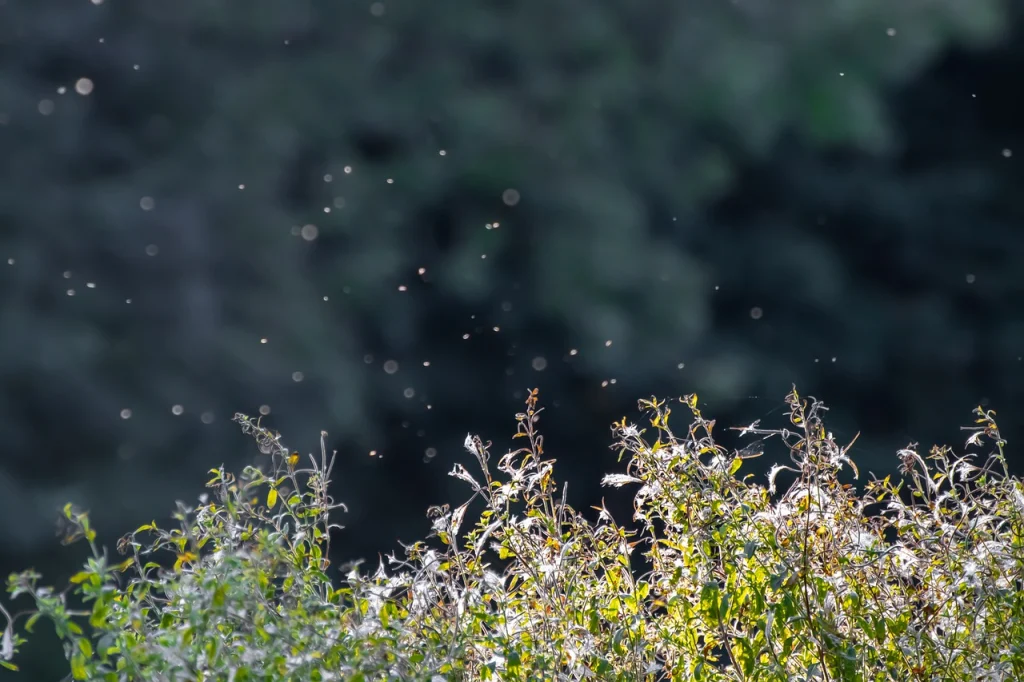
2,387,1023,680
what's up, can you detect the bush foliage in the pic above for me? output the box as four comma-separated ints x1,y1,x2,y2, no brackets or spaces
3,388,1023,680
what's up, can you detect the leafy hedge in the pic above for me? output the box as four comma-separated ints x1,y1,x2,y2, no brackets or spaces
3,388,1023,680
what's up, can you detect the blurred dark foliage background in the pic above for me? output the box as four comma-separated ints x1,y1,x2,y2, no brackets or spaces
2,0,1024,677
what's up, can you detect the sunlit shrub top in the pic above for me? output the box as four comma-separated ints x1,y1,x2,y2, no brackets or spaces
3,387,1023,681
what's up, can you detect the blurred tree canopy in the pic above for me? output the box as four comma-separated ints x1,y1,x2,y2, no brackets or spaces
0,0,1021,588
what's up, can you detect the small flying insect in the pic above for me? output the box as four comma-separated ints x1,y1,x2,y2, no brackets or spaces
735,438,768,460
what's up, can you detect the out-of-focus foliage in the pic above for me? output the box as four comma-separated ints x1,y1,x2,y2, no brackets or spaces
0,0,1018,596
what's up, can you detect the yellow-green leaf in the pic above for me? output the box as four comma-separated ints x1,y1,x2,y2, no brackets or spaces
173,552,198,573
267,488,278,509
71,653,87,680
212,584,227,608
69,571,92,584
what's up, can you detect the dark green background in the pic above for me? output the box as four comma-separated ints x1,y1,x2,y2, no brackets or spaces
2,1,1023,678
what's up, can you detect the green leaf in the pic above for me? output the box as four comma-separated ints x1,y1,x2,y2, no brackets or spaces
212,584,227,608
700,581,722,623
